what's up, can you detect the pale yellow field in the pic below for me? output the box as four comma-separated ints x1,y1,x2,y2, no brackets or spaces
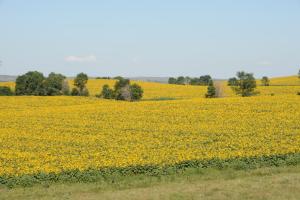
0,95,300,176
269,76,300,86
85,79,207,99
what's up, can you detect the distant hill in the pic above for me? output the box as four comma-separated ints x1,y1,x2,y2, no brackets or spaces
0,75,17,82
128,77,169,83
269,76,300,86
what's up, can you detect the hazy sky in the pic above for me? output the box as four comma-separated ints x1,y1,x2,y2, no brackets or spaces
0,0,300,78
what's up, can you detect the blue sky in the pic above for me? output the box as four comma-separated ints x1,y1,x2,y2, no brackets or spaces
0,0,299,78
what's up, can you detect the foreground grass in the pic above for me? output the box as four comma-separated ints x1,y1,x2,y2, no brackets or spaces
1,165,300,200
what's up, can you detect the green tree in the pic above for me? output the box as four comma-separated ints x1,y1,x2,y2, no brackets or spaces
228,77,238,86
261,76,270,86
44,73,66,95
199,75,212,86
114,77,130,91
231,71,257,97
185,76,191,85
130,83,143,101
15,71,45,95
190,77,200,85
168,77,177,84
73,73,89,96
205,80,216,98
114,76,124,81
298,69,300,79
74,73,88,91
71,88,80,96
101,84,114,99
0,86,13,96
176,76,185,85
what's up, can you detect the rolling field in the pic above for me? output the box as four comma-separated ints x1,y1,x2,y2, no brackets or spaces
268,76,300,86
1,95,300,178
1,76,300,189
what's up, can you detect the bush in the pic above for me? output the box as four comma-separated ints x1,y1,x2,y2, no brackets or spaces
261,76,270,86
101,84,114,99
71,87,89,96
0,86,13,96
130,83,143,101
71,88,80,96
205,80,216,98
115,85,131,101
114,77,130,91
80,87,90,96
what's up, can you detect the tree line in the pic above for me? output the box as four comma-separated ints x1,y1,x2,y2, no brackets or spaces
0,71,144,101
168,75,212,86
0,69,299,98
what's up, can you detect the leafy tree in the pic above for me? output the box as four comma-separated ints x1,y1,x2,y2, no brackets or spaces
205,80,216,98
130,83,143,101
0,86,13,96
114,77,130,91
114,76,124,81
176,76,185,85
15,71,45,95
74,73,88,91
298,69,300,79
231,71,257,97
101,84,114,99
73,73,89,96
228,77,238,86
261,76,270,86
44,73,66,95
199,75,212,85
185,76,191,85
190,75,212,86
168,77,177,84
71,88,80,96
190,77,200,85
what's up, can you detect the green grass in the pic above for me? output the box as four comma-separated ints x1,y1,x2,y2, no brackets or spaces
1,153,300,188
1,165,300,200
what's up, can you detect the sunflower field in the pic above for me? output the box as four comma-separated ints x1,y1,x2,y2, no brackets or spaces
0,78,300,187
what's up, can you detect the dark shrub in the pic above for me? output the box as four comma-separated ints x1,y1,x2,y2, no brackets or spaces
71,88,80,96
0,86,13,96
101,84,114,99
205,80,216,98
130,83,143,101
